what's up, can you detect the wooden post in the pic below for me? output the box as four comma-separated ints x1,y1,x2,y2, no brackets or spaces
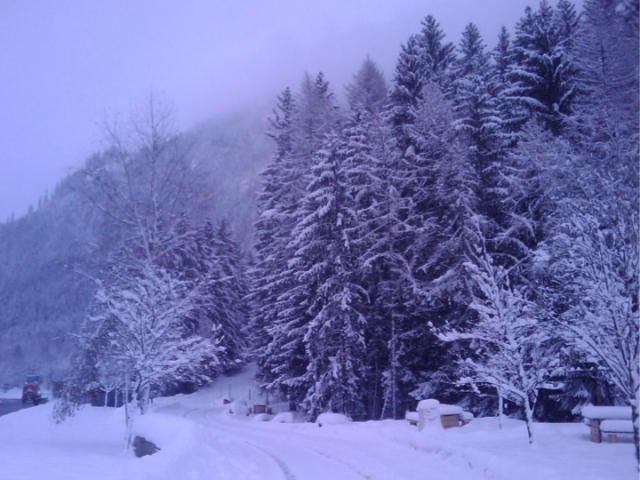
590,419,601,443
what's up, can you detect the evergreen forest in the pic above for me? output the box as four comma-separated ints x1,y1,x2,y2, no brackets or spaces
0,0,637,459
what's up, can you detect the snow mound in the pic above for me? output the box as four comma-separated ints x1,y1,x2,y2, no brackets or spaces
271,412,294,423
251,413,272,422
228,400,250,416
316,412,350,427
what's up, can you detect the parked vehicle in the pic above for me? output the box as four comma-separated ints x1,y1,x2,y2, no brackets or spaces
22,375,42,405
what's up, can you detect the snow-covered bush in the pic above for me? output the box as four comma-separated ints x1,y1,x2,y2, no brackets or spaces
271,412,295,423
316,412,351,427
228,401,250,416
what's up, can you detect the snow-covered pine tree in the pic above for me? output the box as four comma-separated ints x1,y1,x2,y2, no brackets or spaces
491,26,530,137
248,88,299,375
493,26,513,85
136,213,249,376
345,56,388,114
389,15,454,154
510,0,580,134
573,0,639,147
342,114,399,419
389,34,425,154
195,219,249,368
451,23,489,80
392,84,477,408
418,15,456,85
289,133,368,419
251,74,342,406
294,72,341,162
342,59,398,419
450,23,509,223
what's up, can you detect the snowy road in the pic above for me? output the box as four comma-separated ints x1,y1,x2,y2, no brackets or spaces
181,406,487,480
0,399,23,417
190,409,368,480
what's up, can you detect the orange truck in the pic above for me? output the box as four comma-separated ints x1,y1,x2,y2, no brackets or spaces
21,375,42,405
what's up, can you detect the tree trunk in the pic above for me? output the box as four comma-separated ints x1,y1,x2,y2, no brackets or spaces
523,394,534,444
632,386,639,470
138,384,150,415
124,377,133,449
498,387,504,430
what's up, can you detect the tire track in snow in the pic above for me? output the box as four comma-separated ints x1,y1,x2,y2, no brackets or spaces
237,439,298,480
185,407,296,480
202,408,369,480
307,447,372,480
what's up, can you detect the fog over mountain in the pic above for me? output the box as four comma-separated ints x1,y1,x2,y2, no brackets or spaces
0,0,561,222
0,105,271,384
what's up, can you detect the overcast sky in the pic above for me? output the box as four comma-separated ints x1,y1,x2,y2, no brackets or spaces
0,0,568,221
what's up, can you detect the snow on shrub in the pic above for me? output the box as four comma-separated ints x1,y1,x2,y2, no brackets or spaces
316,413,350,427
271,412,294,423
228,401,249,416
251,413,272,422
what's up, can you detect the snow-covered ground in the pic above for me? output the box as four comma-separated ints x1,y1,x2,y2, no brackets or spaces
0,365,635,480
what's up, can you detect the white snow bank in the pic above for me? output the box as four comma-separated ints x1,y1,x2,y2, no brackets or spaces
0,388,22,399
581,406,632,420
316,412,350,426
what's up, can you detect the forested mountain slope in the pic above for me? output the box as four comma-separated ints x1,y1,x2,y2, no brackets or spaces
0,107,271,386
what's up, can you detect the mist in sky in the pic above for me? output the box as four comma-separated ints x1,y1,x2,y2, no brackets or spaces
0,0,560,221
